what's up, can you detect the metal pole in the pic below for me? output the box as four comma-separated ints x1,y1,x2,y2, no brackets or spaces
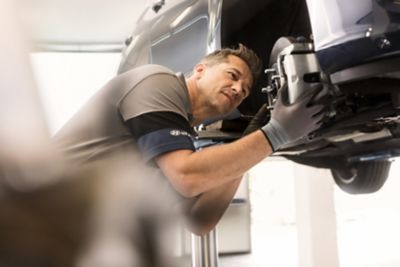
191,228,218,267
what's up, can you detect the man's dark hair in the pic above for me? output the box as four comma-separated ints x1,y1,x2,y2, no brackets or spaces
201,43,262,84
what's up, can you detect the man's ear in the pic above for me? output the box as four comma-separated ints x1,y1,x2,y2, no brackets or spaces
193,63,206,79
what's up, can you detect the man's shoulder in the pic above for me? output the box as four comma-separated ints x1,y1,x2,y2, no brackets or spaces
118,65,190,121
125,64,187,95
126,64,176,77
106,64,182,99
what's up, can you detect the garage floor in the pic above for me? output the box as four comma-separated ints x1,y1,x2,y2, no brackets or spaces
218,220,400,267
219,224,297,267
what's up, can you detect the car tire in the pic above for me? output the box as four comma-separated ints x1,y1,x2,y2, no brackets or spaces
331,160,391,194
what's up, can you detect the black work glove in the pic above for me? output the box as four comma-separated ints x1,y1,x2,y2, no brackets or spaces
242,104,270,136
261,84,324,151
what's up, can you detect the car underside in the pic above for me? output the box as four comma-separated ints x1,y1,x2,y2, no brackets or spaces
219,0,400,194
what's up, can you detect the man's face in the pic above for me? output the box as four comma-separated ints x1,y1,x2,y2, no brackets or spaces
195,55,253,116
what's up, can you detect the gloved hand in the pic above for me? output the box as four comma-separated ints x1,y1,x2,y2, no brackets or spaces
242,104,270,136
261,84,324,151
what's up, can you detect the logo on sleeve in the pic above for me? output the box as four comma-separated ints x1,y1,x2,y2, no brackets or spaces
170,130,191,137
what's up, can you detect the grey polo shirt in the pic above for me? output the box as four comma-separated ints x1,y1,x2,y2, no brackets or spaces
54,64,196,165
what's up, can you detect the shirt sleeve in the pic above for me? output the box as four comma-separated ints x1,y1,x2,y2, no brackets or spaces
126,111,196,163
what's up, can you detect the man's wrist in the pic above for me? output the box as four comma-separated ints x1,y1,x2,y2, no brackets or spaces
261,119,289,151
258,128,275,152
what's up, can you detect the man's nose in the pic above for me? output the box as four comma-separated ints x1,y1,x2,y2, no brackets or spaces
232,83,245,98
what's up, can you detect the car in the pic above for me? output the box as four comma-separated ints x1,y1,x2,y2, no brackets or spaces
118,0,400,194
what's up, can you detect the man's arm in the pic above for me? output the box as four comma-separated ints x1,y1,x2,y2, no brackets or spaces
155,86,325,235
181,177,242,235
155,130,271,198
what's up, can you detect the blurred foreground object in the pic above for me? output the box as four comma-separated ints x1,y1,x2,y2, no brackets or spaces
0,0,63,191
0,158,179,267
0,1,179,266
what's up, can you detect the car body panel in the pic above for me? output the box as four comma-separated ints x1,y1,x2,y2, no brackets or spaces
118,0,222,75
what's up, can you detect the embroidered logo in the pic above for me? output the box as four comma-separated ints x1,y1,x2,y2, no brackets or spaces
170,130,190,137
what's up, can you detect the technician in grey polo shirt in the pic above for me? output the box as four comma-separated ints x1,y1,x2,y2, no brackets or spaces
55,44,323,235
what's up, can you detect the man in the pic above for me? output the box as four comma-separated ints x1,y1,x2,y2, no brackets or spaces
54,44,323,235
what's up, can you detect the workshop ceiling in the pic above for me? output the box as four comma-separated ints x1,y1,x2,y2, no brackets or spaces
18,0,148,51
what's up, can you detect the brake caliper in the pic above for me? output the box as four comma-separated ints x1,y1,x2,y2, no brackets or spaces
264,37,325,104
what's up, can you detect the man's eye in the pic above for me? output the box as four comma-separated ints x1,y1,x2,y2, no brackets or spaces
228,72,237,80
